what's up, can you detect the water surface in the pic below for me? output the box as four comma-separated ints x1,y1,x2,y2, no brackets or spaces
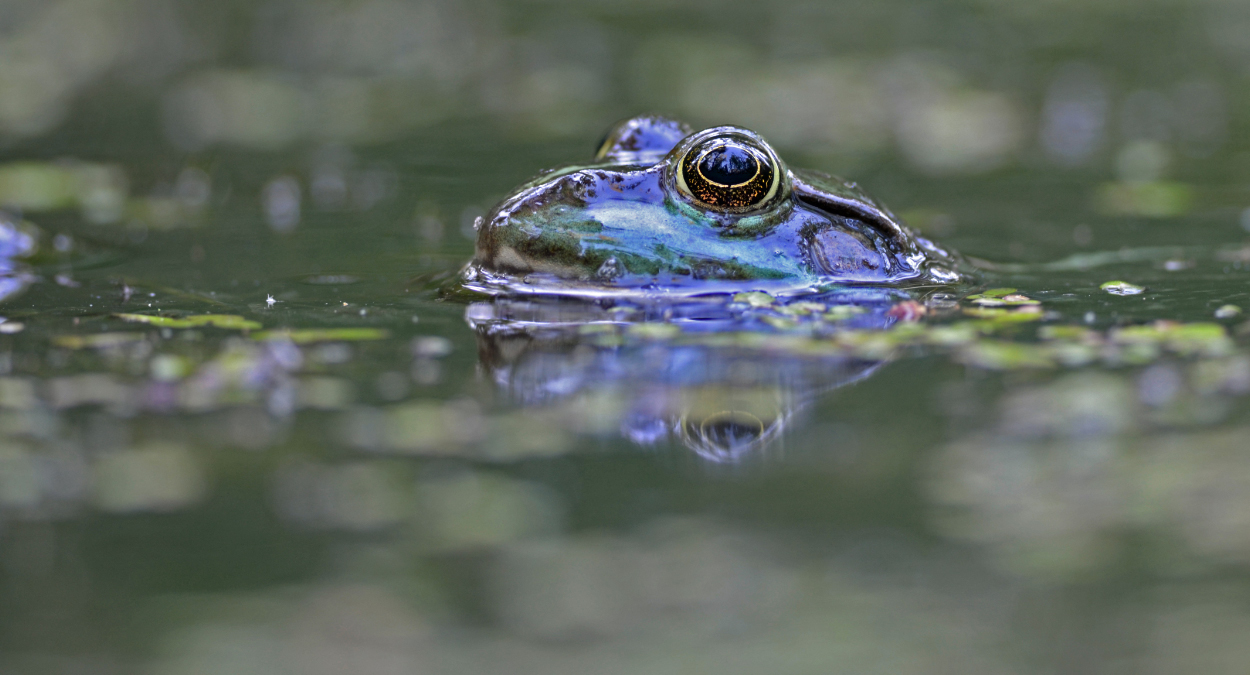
5,1,1250,672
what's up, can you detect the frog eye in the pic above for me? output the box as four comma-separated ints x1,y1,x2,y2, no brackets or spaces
595,115,694,163
676,134,781,211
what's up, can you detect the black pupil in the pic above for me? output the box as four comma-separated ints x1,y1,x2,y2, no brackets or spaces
698,145,758,186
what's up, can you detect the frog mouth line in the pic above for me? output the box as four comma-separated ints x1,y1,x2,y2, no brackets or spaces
790,172,907,245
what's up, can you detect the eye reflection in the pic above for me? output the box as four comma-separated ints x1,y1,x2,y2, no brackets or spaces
697,146,760,186
680,409,779,463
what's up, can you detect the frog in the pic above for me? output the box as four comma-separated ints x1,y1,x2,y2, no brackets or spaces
463,114,964,293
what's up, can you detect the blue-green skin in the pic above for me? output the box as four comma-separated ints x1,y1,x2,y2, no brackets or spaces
469,115,961,289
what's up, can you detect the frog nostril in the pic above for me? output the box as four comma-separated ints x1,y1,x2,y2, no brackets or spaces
697,146,759,187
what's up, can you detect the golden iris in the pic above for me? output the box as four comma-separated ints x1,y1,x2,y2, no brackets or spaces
680,139,775,210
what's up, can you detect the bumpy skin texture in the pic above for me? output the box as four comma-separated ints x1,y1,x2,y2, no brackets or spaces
471,115,961,287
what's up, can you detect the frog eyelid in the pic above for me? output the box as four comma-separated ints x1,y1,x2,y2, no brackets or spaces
790,172,907,244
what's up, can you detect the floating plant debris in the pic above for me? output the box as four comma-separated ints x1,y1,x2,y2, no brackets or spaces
114,313,262,330
252,328,391,343
1096,180,1194,218
1100,280,1145,296
53,333,148,350
731,291,776,308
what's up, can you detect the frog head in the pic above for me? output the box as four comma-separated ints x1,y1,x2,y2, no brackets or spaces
468,115,962,292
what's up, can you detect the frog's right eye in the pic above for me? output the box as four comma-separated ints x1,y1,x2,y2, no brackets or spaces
674,130,783,212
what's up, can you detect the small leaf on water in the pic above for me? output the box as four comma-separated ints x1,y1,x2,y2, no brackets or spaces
627,323,682,340
823,305,866,320
1000,294,1040,305
760,315,799,330
114,313,262,330
958,341,1056,370
1100,280,1145,296
777,301,827,317
253,328,390,343
962,305,1044,322
1215,304,1242,319
1039,326,1095,342
1097,181,1194,218
53,332,147,350
971,294,1037,307
732,291,776,308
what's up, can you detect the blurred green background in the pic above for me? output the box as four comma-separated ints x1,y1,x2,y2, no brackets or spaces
3,1,1250,673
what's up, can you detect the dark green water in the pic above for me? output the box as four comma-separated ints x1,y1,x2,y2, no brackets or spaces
4,1,1250,673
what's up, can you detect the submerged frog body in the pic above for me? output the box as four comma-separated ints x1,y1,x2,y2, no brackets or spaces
466,115,963,292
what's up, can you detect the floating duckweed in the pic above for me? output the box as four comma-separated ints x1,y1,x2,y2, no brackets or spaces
576,323,619,335
1039,326,1095,341
924,324,979,346
731,291,775,308
1097,180,1194,218
115,313,261,330
627,323,682,340
760,315,799,330
53,332,148,350
0,163,80,211
1215,305,1242,319
961,305,1044,322
833,332,898,361
1160,323,1233,357
253,328,390,343
1001,294,1033,303
93,443,206,513
965,288,1017,300
965,288,1040,311
1100,280,1145,296
822,305,867,320
1048,342,1100,367
1109,324,1164,344
958,341,1055,370
1110,321,1231,358
965,288,1039,306
777,301,827,317
150,354,190,382
1118,342,1162,365
587,313,1250,373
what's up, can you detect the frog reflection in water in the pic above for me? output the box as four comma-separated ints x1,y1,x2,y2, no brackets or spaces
462,115,965,461
469,295,895,462
464,115,962,291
